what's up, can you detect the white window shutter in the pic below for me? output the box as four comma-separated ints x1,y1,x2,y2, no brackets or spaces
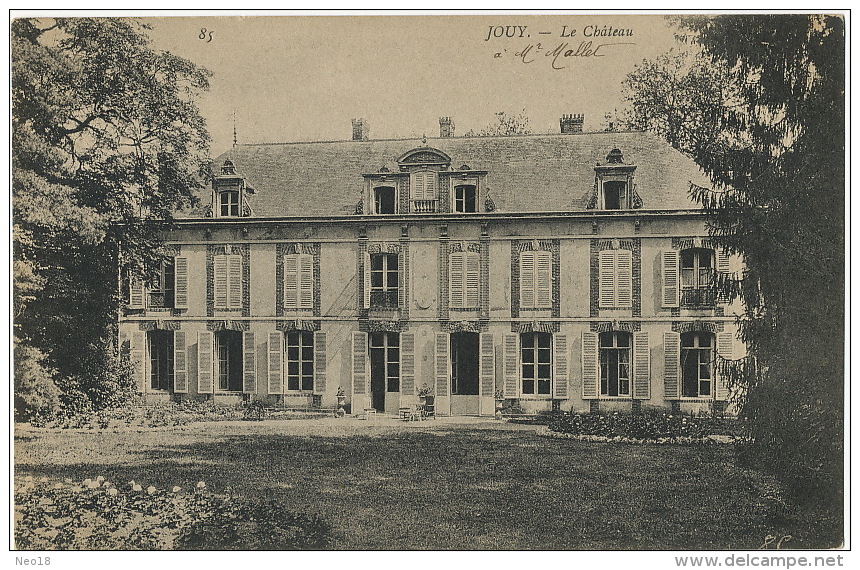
174,257,189,309
717,248,731,274
715,331,734,401
449,253,465,308
553,333,569,399
663,331,681,400
520,252,536,308
479,333,495,397
400,332,415,395
616,249,633,308
435,332,450,397
283,255,298,309
632,332,650,400
425,172,437,200
243,331,256,394
351,331,368,395
267,332,283,395
536,251,552,308
465,252,481,308
362,252,371,309
313,331,326,394
213,255,228,309
197,331,214,394
411,173,425,201
581,332,599,399
502,333,519,398
131,331,146,393
662,250,680,308
299,254,314,309
598,250,615,308
174,331,188,393
129,278,145,309
228,255,242,308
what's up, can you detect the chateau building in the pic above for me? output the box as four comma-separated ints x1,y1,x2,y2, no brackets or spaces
119,115,744,416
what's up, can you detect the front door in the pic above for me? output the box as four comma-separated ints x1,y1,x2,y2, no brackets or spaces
370,332,399,412
450,332,480,415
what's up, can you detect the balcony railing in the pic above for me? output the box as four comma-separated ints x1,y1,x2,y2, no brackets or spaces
370,290,399,309
412,199,438,213
147,290,174,309
681,288,716,307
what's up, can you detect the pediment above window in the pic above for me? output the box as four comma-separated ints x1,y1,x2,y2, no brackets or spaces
397,147,452,169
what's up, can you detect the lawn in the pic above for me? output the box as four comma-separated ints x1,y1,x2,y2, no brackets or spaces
14,419,843,550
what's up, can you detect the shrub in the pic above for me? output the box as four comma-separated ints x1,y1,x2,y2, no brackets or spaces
548,411,740,441
14,343,62,422
14,477,331,550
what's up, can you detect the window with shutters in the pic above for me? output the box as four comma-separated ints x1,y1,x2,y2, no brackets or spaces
370,253,399,308
286,331,314,391
147,261,175,309
215,330,243,391
681,332,714,397
219,190,240,217
147,330,174,391
599,331,631,397
374,186,396,214
370,332,400,393
213,254,243,309
449,252,480,309
680,248,716,307
283,254,314,310
411,171,437,213
454,184,477,213
520,250,552,309
521,332,552,396
598,249,633,309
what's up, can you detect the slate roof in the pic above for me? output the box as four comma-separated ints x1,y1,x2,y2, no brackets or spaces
194,130,711,218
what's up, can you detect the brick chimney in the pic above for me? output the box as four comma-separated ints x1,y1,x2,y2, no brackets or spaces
439,116,455,138
352,118,369,141
560,113,584,134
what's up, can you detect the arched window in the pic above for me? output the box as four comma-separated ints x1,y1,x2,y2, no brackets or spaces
681,331,714,397
599,331,631,396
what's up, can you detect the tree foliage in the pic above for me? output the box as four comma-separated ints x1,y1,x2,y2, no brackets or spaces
12,17,211,413
624,15,845,512
464,110,532,137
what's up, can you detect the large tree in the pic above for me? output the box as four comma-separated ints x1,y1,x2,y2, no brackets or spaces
624,15,845,515
12,18,211,416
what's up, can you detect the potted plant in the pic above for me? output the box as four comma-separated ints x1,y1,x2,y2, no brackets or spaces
336,387,346,417
418,384,432,406
494,390,506,419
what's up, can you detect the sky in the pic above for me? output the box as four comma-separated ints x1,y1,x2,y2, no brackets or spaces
143,14,682,157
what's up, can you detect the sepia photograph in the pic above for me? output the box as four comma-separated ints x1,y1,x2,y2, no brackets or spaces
10,10,847,555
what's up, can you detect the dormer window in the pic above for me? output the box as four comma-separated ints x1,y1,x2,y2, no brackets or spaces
602,181,628,210
220,191,240,217
593,148,638,211
411,171,437,213
374,186,396,214
454,184,477,213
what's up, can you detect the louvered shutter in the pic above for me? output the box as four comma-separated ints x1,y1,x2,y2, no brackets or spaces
412,173,425,201
616,249,633,308
435,332,450,397
351,332,368,395
715,332,734,401
581,332,599,399
400,332,415,395
502,333,519,398
131,331,146,392
174,257,189,309
553,333,569,398
129,278,145,309
425,172,436,199
520,252,536,308
197,331,214,394
267,332,283,394
598,250,615,308
536,251,552,308
662,250,680,308
213,255,228,308
313,331,327,394
716,249,731,303
299,254,314,309
465,252,480,308
479,333,495,397
174,331,188,393
228,255,242,308
449,253,465,308
632,332,650,399
242,331,256,394
284,255,298,309
362,252,371,309
663,331,681,400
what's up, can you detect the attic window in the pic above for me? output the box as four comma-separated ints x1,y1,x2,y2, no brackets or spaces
220,191,240,217
374,186,396,214
603,181,628,210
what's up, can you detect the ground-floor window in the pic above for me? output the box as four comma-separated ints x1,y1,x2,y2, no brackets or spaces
451,332,479,395
216,330,243,391
681,332,713,397
148,330,174,391
521,332,552,395
286,331,314,391
369,332,399,412
600,331,631,397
